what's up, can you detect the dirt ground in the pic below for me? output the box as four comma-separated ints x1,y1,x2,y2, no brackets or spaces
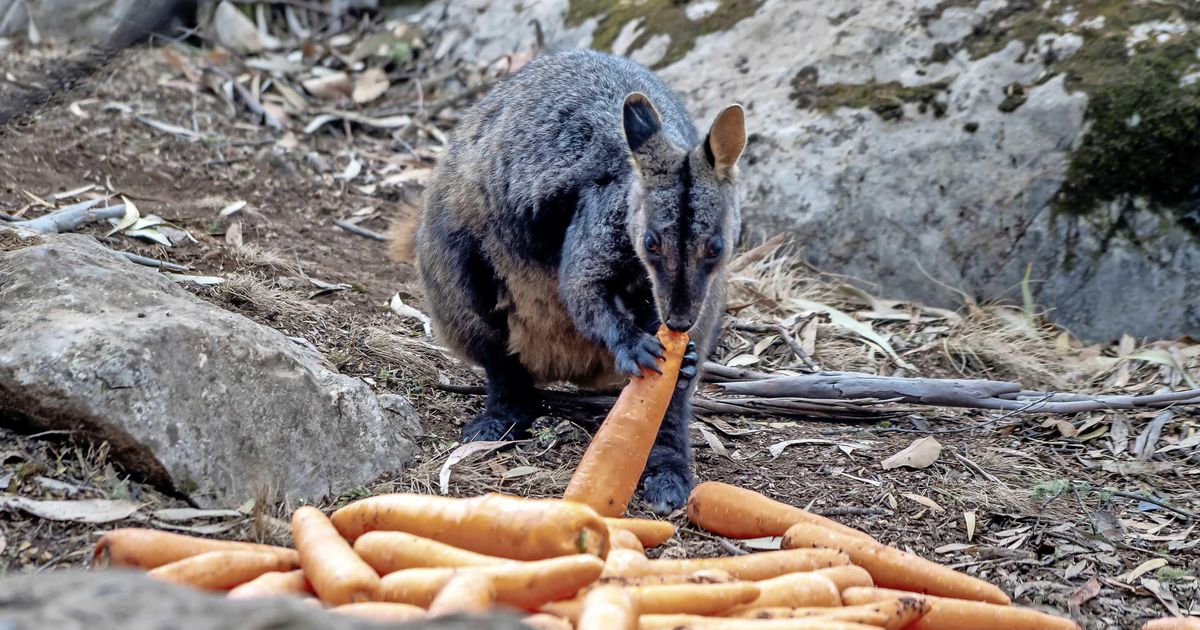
1,24,1197,630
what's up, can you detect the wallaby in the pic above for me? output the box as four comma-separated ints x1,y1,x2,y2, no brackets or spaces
392,49,746,513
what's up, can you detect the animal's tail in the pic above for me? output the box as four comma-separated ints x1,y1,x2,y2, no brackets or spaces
386,204,421,264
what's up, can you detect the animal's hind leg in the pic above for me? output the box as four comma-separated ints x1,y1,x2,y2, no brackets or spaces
418,221,538,442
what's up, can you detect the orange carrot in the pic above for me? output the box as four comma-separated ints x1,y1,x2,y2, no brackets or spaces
331,602,426,621
227,570,311,599
544,582,761,621
687,482,873,541
639,615,884,629
596,569,735,588
524,613,576,630
380,554,604,610
331,493,609,560
292,506,380,605
611,529,647,553
428,572,496,615
353,531,510,574
1143,619,1200,630
564,326,688,517
730,597,931,630
842,587,1080,630
148,550,298,590
783,524,1009,605
603,547,850,581
606,517,677,548
93,528,299,570
578,587,639,630
812,566,873,592
723,572,841,614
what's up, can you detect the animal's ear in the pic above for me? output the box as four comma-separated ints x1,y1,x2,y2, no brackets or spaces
703,104,746,173
622,92,663,154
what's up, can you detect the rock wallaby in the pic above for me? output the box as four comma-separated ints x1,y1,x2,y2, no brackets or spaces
391,49,746,513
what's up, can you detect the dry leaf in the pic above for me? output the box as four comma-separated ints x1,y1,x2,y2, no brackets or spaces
302,72,353,100
163,273,225,286
501,466,539,479
352,68,390,104
212,1,266,53
741,536,783,550
0,496,140,523
901,492,945,512
439,440,520,494
881,436,942,470
964,510,976,541
1067,577,1101,617
218,201,246,219
1125,558,1168,581
726,354,760,367
697,425,729,458
388,293,432,336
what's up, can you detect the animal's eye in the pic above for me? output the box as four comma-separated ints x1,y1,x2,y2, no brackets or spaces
644,232,661,256
705,236,724,260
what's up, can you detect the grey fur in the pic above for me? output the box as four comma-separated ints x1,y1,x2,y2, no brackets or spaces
413,49,745,513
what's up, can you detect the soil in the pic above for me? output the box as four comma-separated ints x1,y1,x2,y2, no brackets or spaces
0,37,1196,630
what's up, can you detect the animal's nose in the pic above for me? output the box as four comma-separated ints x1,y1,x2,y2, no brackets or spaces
665,316,693,332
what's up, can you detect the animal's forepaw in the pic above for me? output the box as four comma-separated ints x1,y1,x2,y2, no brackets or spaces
462,410,530,442
677,341,699,390
613,331,665,378
638,456,694,515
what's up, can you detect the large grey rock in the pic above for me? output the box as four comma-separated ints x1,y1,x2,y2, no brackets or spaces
0,569,533,629
0,227,418,506
413,0,1200,341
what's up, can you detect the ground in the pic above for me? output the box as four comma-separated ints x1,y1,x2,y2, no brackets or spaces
0,15,1197,629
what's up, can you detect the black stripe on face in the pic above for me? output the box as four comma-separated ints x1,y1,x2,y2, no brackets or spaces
672,154,693,310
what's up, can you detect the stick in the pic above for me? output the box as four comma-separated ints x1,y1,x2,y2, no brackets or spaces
119,251,191,272
14,201,126,233
334,219,387,242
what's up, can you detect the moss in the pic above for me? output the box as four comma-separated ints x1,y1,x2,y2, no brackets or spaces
791,66,950,121
997,82,1028,112
1155,566,1191,582
566,0,765,69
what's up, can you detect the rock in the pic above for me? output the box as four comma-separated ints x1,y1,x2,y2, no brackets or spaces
0,569,533,629
0,0,189,43
0,227,418,506
413,0,1200,341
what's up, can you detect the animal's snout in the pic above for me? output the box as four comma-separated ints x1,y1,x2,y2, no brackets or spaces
665,316,694,332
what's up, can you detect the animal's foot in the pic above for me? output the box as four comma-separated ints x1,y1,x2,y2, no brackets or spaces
461,409,532,442
677,341,699,390
638,451,694,515
613,331,665,378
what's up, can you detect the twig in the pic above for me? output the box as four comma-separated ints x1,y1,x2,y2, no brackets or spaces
776,322,821,371
334,219,387,242
14,200,126,233
717,539,748,556
119,252,191,272
1105,489,1198,521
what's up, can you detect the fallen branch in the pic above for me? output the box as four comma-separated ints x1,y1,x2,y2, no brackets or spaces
120,252,191,272
14,199,126,233
334,219,387,242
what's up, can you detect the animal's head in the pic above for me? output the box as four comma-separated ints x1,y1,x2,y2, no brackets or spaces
622,92,746,333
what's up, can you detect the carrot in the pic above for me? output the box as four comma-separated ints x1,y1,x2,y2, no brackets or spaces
842,587,1081,630
639,615,884,630
731,598,931,630
380,554,604,610
578,587,639,630
1143,619,1200,630
563,326,689,517
331,602,426,622
227,570,311,599
331,493,609,560
596,569,735,587
783,524,1009,605
606,517,676,547
291,505,380,605
92,528,298,570
353,530,510,574
611,529,647,553
148,550,298,590
544,582,761,621
812,566,873,592
524,613,576,630
604,547,850,581
722,572,841,614
687,482,873,541
428,572,496,615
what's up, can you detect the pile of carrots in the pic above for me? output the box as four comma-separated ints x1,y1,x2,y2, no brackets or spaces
87,326,1188,629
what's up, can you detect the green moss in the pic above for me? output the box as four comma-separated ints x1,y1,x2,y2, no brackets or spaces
791,66,949,121
566,0,765,69
1155,566,1191,582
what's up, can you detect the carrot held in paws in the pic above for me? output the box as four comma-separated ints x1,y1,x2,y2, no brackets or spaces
227,570,311,599
842,587,1080,630
148,550,298,590
605,517,676,548
93,528,299,570
292,506,381,605
563,326,689,517
783,524,1009,605
331,493,609,560
687,482,873,541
